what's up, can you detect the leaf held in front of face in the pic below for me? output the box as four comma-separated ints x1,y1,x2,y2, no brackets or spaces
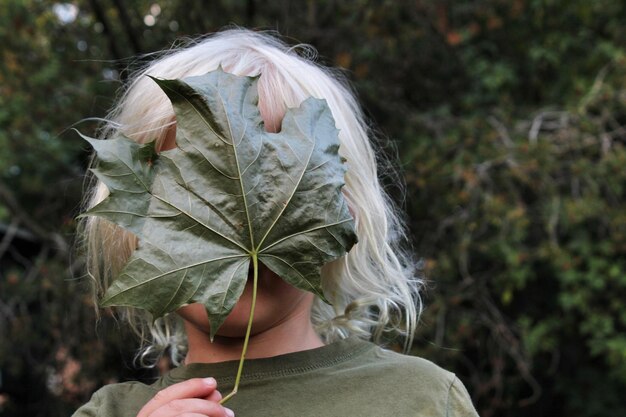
81,68,357,339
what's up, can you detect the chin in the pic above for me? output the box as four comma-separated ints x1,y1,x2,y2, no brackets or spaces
176,266,315,339
176,294,285,339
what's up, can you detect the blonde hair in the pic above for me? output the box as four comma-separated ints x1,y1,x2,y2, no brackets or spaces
80,28,423,365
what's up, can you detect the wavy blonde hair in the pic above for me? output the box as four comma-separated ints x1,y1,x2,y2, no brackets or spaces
79,28,423,365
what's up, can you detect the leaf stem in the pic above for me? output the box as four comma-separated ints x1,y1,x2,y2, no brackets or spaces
219,253,259,405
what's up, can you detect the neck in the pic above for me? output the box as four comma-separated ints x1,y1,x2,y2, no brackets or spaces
183,307,324,364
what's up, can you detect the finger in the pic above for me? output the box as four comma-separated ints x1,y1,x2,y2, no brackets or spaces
138,378,217,417
176,412,234,417
149,398,232,417
177,411,234,417
205,389,222,403
174,414,207,417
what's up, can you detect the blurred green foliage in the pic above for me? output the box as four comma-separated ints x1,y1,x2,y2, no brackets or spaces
406,70,626,415
0,1,624,416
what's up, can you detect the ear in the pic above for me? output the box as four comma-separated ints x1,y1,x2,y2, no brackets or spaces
348,203,356,220
157,122,177,152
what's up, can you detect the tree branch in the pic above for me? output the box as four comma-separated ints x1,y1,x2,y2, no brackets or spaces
110,0,142,55
88,0,123,62
0,180,69,255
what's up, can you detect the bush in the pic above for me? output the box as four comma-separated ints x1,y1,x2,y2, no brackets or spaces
405,65,626,416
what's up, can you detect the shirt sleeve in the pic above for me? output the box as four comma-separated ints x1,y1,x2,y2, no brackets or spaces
446,376,480,417
71,389,103,417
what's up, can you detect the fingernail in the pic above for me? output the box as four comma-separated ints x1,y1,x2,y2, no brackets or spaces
203,377,216,386
225,408,235,417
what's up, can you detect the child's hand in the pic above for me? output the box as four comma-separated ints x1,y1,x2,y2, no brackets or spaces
137,377,235,417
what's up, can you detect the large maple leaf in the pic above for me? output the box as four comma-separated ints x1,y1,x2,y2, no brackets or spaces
80,68,357,340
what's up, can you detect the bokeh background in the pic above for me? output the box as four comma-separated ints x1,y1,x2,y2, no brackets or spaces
1,1,625,416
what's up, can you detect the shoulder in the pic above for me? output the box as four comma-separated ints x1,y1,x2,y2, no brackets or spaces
72,381,159,417
360,343,456,388
347,343,480,416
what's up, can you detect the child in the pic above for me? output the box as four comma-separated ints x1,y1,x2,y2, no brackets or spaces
74,28,479,417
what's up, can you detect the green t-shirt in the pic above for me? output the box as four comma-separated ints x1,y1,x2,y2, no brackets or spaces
72,336,479,416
